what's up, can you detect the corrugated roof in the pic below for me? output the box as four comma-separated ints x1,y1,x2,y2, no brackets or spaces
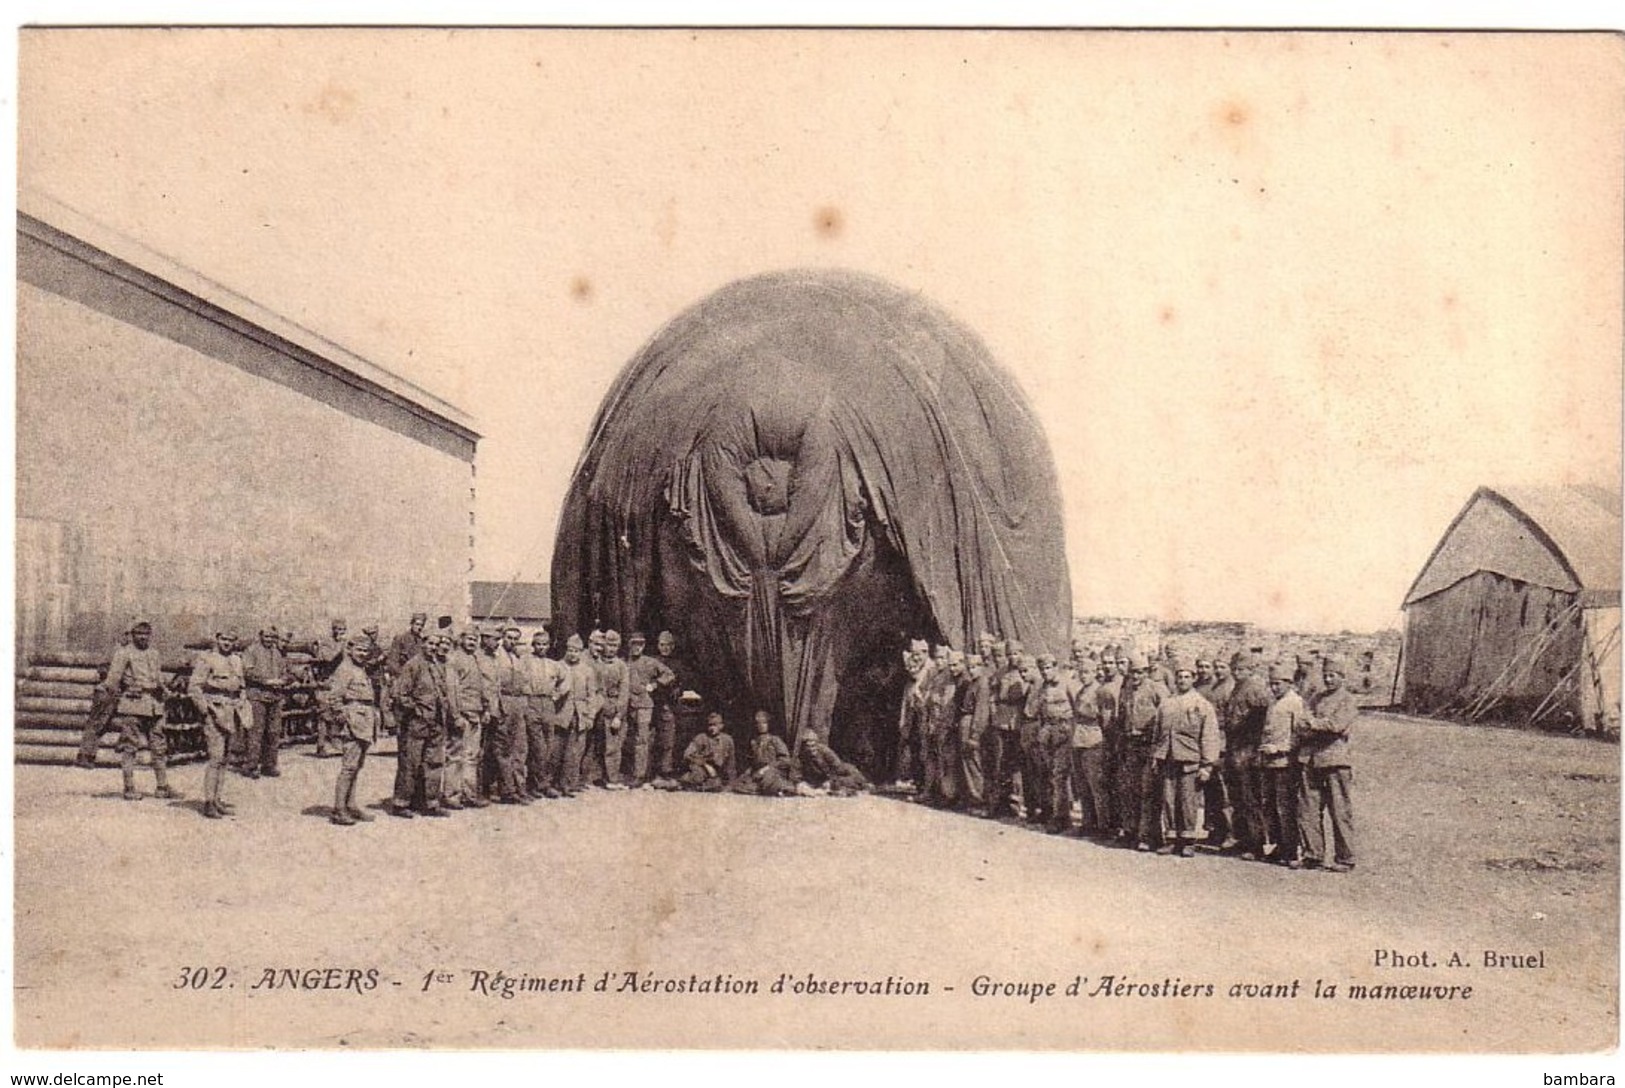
470,582,552,620
1404,484,1621,607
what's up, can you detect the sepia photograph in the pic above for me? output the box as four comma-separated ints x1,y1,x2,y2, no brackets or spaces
9,22,1622,1064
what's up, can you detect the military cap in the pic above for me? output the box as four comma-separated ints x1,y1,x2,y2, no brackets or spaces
1170,656,1195,675
1127,650,1150,670
1194,654,1213,667
908,638,930,654
1230,650,1251,670
129,617,152,632
460,626,480,640
658,630,675,642
411,611,428,622
565,634,585,650
1321,655,1349,675
331,617,347,627
977,631,995,645
363,624,380,635
1267,661,1294,683
531,629,550,642
1006,639,1025,655
1036,652,1057,668
628,631,647,645
967,652,985,668
504,624,522,636
1016,653,1038,670
589,629,606,644
933,643,951,656
604,630,622,644
219,627,241,641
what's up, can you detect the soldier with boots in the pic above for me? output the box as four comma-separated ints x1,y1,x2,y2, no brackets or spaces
108,620,178,801
189,628,250,820
390,634,451,818
327,636,380,826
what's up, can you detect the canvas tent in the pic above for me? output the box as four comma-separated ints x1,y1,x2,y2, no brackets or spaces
552,270,1070,771
1400,484,1621,734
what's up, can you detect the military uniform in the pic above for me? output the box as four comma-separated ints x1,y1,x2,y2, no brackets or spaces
560,652,603,795
1261,666,1309,864
594,640,631,787
1223,659,1273,858
1069,675,1111,836
1150,685,1221,853
1299,670,1358,870
520,647,569,797
444,639,487,807
188,640,251,818
733,731,796,795
955,664,991,809
921,660,960,807
390,647,449,815
625,644,677,785
985,651,1028,817
106,636,174,799
490,638,530,802
794,732,870,795
895,651,931,787
474,641,511,801
653,641,695,778
1116,667,1167,845
241,634,290,777
327,650,379,826
678,728,736,791
1029,665,1084,833
310,624,349,757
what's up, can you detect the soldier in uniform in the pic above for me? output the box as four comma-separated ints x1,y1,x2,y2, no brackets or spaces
625,631,677,787
360,624,389,733
494,624,531,804
560,634,602,797
1149,660,1221,856
327,636,380,827
1029,653,1081,834
596,630,632,789
893,638,931,789
310,618,349,758
477,626,525,805
390,632,450,818
444,627,487,809
386,612,429,680
1118,651,1167,848
651,631,694,781
241,625,291,779
521,628,569,799
1014,651,1048,824
956,651,991,812
921,648,962,807
794,729,870,795
1298,656,1358,872
674,711,736,791
106,620,178,801
1202,651,1239,850
77,628,130,768
188,628,251,820
732,710,797,796
1069,655,1111,838
983,639,1025,819
1262,661,1309,866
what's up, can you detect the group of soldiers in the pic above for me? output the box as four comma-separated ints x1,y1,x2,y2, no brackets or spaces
89,612,872,824
893,634,1358,871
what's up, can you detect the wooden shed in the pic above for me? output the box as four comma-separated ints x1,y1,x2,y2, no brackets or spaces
1399,485,1620,733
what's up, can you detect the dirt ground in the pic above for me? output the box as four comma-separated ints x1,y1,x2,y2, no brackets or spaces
11,711,1618,1052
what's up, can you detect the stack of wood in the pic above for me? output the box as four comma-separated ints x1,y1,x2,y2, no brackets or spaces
15,650,202,766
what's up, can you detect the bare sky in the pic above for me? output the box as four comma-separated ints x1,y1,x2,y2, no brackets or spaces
18,29,1623,632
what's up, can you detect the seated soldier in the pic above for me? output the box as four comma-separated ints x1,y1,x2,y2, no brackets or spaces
794,729,871,796
731,710,797,796
671,711,736,792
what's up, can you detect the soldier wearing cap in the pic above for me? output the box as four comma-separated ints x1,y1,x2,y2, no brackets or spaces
1027,652,1083,834
893,638,932,788
983,639,1025,818
625,631,677,787
1298,655,1357,872
443,627,487,808
732,710,797,796
78,627,133,769
1222,651,1273,859
595,630,632,789
1148,658,1220,856
794,728,870,795
520,627,570,798
677,711,737,791
310,618,350,758
389,631,451,817
1117,650,1167,847
1261,661,1309,866
954,651,991,811
240,625,291,779
651,630,697,781
386,612,430,678
975,631,997,660
921,648,963,807
327,636,381,826
105,619,178,802
475,625,526,804
493,624,531,803
188,628,251,819
559,634,603,796
1201,651,1238,850
1068,653,1111,838
1012,651,1047,824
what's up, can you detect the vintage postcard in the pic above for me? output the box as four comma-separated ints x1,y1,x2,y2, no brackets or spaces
10,26,1621,1061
